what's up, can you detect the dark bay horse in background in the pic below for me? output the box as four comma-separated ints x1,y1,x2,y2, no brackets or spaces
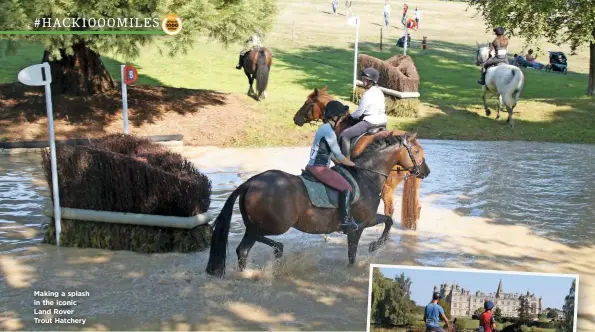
241,47,272,101
206,132,430,278
293,87,424,231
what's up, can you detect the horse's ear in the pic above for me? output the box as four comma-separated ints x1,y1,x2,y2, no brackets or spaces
322,86,328,91
407,132,418,143
314,88,319,96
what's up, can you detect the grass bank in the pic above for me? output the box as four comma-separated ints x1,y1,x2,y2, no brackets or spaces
1,0,593,146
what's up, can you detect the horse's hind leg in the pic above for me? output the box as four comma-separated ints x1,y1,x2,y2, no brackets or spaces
496,95,503,120
254,234,284,258
506,105,514,128
236,232,256,271
369,214,393,253
482,88,491,117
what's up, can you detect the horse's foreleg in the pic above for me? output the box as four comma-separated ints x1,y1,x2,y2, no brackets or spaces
496,95,503,120
482,88,491,117
236,232,257,271
369,214,394,253
254,234,284,258
347,228,364,266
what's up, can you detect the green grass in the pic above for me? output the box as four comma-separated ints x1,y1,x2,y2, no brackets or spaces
1,0,594,146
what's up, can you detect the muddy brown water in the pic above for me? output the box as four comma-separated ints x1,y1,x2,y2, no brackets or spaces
1,141,594,331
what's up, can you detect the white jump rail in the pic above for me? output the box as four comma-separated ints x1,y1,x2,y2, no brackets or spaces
44,207,214,229
356,80,420,99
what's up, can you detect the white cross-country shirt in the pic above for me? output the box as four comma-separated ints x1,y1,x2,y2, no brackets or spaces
384,4,391,15
414,9,421,20
350,85,387,125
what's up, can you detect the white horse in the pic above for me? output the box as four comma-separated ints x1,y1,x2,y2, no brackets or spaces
475,42,525,128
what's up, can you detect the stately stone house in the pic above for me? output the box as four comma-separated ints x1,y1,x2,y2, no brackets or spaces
434,279,542,318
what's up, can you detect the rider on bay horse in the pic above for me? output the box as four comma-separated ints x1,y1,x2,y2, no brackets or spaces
306,100,360,233
477,26,509,85
235,30,264,70
339,67,387,159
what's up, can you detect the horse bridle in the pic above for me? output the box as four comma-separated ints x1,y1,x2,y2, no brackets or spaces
351,134,425,180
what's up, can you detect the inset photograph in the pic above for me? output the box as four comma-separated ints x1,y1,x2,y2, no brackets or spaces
367,265,578,332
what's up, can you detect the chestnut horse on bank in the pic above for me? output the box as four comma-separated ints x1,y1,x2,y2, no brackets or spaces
206,132,430,278
293,87,423,230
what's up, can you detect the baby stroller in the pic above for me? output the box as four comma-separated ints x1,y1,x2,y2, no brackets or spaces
545,51,568,74
397,33,412,48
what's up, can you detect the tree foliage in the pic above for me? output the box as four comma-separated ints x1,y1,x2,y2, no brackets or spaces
0,0,277,59
370,269,415,327
467,0,594,54
467,0,595,95
494,307,503,322
438,299,451,320
557,279,575,332
518,296,531,324
474,306,485,317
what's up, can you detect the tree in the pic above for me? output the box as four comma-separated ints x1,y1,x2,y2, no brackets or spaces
468,0,595,96
547,309,557,320
557,279,576,332
370,269,414,327
0,0,277,95
439,299,451,320
474,306,485,317
494,307,503,322
518,296,531,324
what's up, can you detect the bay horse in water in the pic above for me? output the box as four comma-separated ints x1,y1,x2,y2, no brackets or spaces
206,131,430,278
293,87,423,231
241,47,272,101
476,42,525,128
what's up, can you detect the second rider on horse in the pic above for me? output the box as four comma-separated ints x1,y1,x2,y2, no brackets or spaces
307,100,360,233
478,26,509,85
235,30,264,70
339,67,387,159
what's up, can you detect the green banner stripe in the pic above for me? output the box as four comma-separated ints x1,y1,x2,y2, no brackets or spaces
0,30,166,35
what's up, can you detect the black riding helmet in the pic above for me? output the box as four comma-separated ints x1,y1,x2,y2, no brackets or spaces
361,67,380,84
493,26,505,36
323,100,349,121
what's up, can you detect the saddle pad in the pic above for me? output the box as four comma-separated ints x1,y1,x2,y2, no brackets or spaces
299,166,360,209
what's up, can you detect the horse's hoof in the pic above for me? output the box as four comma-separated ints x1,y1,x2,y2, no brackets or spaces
485,109,491,116
495,115,500,120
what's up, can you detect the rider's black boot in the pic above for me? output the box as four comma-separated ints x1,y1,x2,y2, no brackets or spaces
236,55,243,70
339,190,359,233
477,70,486,85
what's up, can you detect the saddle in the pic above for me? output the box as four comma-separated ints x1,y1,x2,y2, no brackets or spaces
299,166,360,209
347,123,387,154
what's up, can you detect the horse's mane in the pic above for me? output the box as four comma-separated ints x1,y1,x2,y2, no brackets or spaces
309,87,334,102
352,134,402,161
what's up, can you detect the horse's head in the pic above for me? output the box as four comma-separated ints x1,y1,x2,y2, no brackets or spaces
293,87,333,126
355,131,430,180
392,131,430,179
475,41,491,66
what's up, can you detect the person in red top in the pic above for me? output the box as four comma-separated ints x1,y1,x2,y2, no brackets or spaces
479,300,497,332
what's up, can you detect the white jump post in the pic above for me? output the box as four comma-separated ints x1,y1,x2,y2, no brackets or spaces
120,64,138,134
403,22,408,55
120,65,129,134
348,16,360,99
17,62,62,245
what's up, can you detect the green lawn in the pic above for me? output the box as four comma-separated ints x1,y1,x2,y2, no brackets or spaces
1,0,594,145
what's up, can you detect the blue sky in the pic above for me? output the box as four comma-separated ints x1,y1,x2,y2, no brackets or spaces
378,267,575,310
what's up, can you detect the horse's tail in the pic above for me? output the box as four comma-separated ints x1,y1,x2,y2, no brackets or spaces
503,66,524,109
205,180,251,278
255,49,270,97
401,175,420,230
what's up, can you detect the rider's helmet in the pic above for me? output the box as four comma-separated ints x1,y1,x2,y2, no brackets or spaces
361,67,380,84
323,100,349,122
484,300,495,310
493,26,505,36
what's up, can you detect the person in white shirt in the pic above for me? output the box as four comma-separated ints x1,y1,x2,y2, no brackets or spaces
339,67,387,158
384,1,391,27
414,7,421,29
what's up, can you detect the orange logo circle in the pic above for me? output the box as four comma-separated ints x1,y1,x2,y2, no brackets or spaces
162,14,182,35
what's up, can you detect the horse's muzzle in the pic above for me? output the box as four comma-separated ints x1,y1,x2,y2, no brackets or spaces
293,116,305,127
